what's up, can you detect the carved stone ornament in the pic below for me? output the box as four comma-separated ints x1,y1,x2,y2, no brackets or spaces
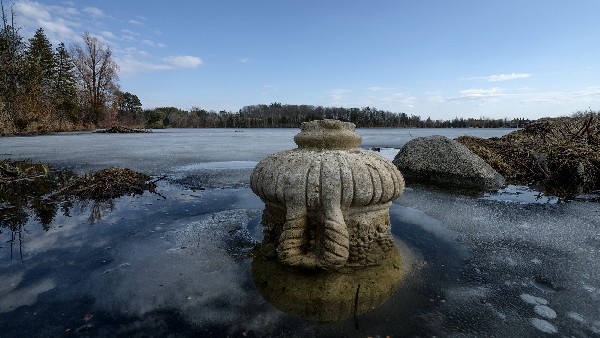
251,119,405,270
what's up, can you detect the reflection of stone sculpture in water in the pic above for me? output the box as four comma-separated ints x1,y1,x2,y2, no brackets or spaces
251,119,405,270
251,246,404,322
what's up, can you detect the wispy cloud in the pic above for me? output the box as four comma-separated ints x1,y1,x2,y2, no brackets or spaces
83,6,104,17
142,39,166,48
14,1,81,43
117,55,174,77
487,73,531,82
328,89,352,102
522,86,600,105
463,73,531,82
447,88,507,102
239,58,250,64
128,19,144,25
15,1,51,20
366,86,396,92
121,29,140,36
163,56,203,68
100,31,115,39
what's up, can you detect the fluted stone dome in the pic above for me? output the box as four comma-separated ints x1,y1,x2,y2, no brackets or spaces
251,120,405,270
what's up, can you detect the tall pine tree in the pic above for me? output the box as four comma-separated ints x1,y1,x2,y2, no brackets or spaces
25,28,55,98
53,42,79,124
21,27,55,131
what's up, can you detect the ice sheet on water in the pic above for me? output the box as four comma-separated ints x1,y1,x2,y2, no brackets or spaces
173,161,258,171
394,186,600,336
87,209,284,330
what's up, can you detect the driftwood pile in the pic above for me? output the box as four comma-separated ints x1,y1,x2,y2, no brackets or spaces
48,167,157,200
457,112,600,196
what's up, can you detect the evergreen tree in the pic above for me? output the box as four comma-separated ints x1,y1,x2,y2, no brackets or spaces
25,28,55,98
53,42,79,123
116,91,143,126
19,27,56,132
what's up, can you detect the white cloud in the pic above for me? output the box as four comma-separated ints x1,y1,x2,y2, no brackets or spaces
366,86,396,92
14,1,51,21
449,87,507,101
83,6,104,17
100,30,115,38
121,29,140,36
328,89,352,102
117,55,174,77
60,6,80,16
129,19,143,25
14,1,83,43
142,39,166,48
487,73,531,82
119,47,152,58
521,86,600,105
463,73,531,82
163,56,203,68
239,58,249,64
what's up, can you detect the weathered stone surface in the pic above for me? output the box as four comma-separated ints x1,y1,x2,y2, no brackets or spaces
392,135,505,190
251,120,404,270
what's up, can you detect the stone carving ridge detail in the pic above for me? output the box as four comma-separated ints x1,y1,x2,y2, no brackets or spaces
251,119,404,269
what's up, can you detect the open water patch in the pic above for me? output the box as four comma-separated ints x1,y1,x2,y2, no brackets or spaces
482,185,560,204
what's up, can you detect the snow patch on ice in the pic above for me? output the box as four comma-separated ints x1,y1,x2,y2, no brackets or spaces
534,305,557,319
520,293,548,305
530,318,558,333
174,161,258,171
567,311,586,323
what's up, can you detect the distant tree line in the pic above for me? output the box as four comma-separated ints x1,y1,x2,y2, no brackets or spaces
144,103,531,129
0,1,141,135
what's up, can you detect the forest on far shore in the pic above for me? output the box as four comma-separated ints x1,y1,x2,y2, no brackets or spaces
143,104,532,129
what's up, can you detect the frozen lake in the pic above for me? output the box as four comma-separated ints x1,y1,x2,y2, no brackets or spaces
1,128,599,337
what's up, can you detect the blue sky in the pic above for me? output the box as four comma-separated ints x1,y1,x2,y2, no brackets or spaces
10,0,600,120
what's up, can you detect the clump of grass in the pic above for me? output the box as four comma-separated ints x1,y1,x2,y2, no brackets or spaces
457,110,600,197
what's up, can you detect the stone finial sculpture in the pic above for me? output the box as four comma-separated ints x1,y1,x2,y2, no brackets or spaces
251,119,405,270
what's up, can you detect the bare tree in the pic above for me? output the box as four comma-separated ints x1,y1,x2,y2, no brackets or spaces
0,0,24,132
71,32,119,126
